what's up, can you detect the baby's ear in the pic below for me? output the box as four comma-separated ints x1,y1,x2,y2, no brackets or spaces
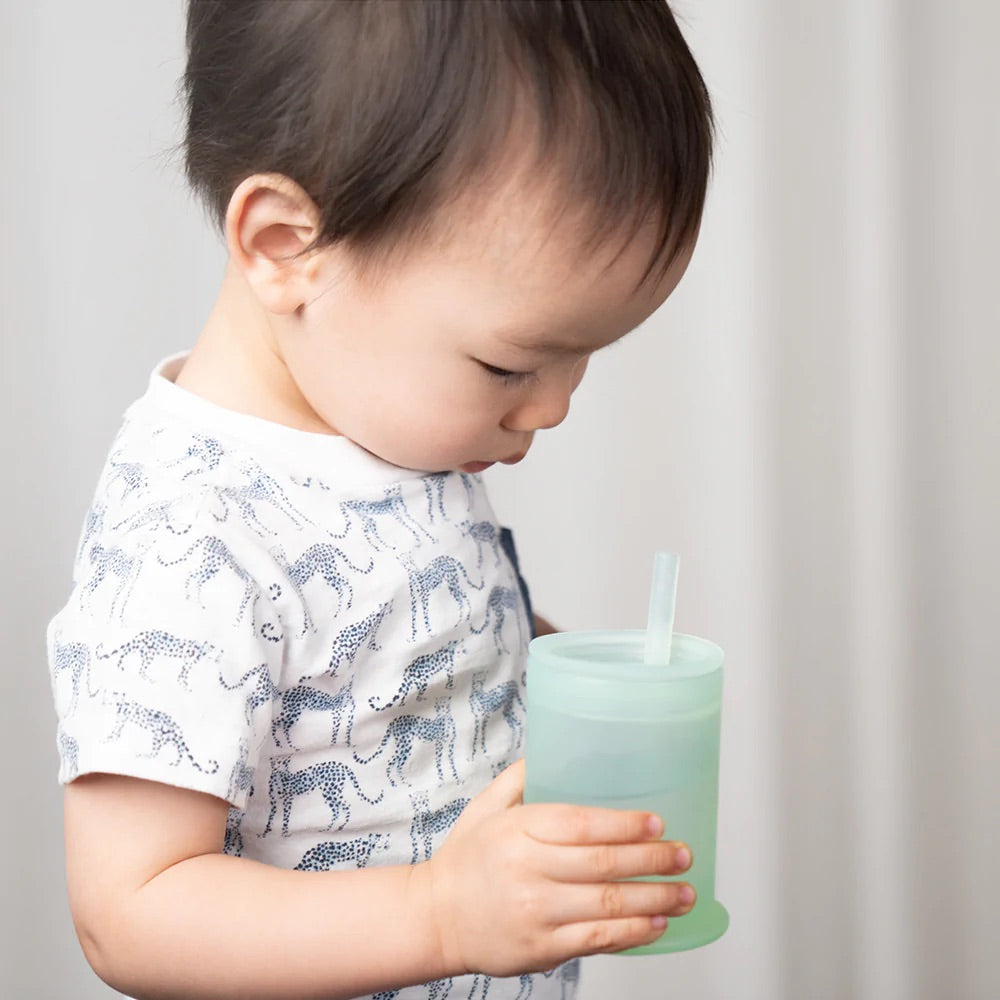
225,174,323,315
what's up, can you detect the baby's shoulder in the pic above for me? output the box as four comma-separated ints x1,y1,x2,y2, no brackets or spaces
79,414,296,574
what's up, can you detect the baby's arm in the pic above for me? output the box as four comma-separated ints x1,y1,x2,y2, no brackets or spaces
66,762,695,999
66,773,447,999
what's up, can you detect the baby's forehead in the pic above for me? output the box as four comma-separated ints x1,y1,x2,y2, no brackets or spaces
442,183,675,303
403,195,686,344
411,145,658,270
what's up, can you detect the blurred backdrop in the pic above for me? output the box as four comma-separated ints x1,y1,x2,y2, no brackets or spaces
2,2,997,998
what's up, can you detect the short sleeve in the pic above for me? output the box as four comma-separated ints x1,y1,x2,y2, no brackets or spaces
47,489,286,809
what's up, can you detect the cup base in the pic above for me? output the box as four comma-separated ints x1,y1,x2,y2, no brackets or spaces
621,899,729,956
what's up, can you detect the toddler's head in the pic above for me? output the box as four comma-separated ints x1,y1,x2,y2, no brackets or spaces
182,0,714,472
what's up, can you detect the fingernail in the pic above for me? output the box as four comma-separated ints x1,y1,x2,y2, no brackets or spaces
675,846,691,870
647,814,664,837
679,884,695,906
652,915,668,929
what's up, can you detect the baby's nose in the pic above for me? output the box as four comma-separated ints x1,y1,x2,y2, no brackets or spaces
502,388,572,433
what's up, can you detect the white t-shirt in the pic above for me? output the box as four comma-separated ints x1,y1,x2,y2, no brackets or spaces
48,354,579,1000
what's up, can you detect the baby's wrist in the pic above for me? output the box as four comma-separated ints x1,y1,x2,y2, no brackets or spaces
410,858,468,980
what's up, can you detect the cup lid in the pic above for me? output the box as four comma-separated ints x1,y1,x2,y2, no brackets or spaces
528,630,724,720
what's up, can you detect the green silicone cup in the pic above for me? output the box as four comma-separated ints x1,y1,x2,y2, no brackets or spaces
523,630,729,955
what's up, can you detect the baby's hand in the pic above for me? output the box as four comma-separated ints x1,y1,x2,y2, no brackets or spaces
421,759,695,978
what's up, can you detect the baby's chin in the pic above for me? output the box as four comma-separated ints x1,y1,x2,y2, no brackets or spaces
350,438,475,476
346,428,524,475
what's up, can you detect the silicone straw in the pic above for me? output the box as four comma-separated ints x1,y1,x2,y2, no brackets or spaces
644,551,679,665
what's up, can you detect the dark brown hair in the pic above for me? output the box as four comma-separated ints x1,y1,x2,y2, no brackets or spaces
183,0,714,282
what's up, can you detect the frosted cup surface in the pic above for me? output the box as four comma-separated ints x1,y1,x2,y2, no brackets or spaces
523,630,729,954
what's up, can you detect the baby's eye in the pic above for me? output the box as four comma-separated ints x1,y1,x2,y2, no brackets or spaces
478,362,536,386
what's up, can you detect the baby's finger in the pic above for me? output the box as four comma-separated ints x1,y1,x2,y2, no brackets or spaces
542,840,693,883
452,758,525,832
480,757,525,808
545,878,695,926
550,914,670,958
520,802,664,847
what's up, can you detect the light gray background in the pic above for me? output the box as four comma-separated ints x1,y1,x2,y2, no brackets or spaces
3,1,998,998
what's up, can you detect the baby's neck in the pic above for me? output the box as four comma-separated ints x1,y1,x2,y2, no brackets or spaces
174,263,337,436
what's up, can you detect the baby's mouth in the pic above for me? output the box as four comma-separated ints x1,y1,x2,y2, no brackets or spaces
459,450,528,474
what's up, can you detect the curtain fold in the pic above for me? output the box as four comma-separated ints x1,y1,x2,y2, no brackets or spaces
761,2,999,998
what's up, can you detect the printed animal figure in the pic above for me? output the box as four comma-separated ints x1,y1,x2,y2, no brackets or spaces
368,641,460,711
316,600,392,679
219,663,280,726
105,454,149,501
471,586,522,654
469,672,525,758
401,553,481,640
456,473,476,509
57,725,79,777
277,542,374,632
560,960,580,994
104,694,219,774
294,832,390,871
408,790,469,863
260,620,282,644
221,458,310,536
290,474,329,492
224,807,245,857
341,484,433,550
263,756,383,837
272,681,357,749
75,503,104,562
290,476,356,535
542,960,580,999
226,740,254,805
354,699,459,787
467,975,492,1000
374,980,453,1000
113,499,196,536
466,974,533,1000
515,974,536,999
96,630,218,688
158,535,260,623
423,473,451,522
81,542,145,618
51,639,91,711
461,520,502,569
164,433,225,480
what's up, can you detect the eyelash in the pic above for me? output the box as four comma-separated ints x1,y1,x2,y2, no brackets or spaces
479,362,536,386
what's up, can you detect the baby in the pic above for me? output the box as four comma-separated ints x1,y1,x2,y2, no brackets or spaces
47,2,714,998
